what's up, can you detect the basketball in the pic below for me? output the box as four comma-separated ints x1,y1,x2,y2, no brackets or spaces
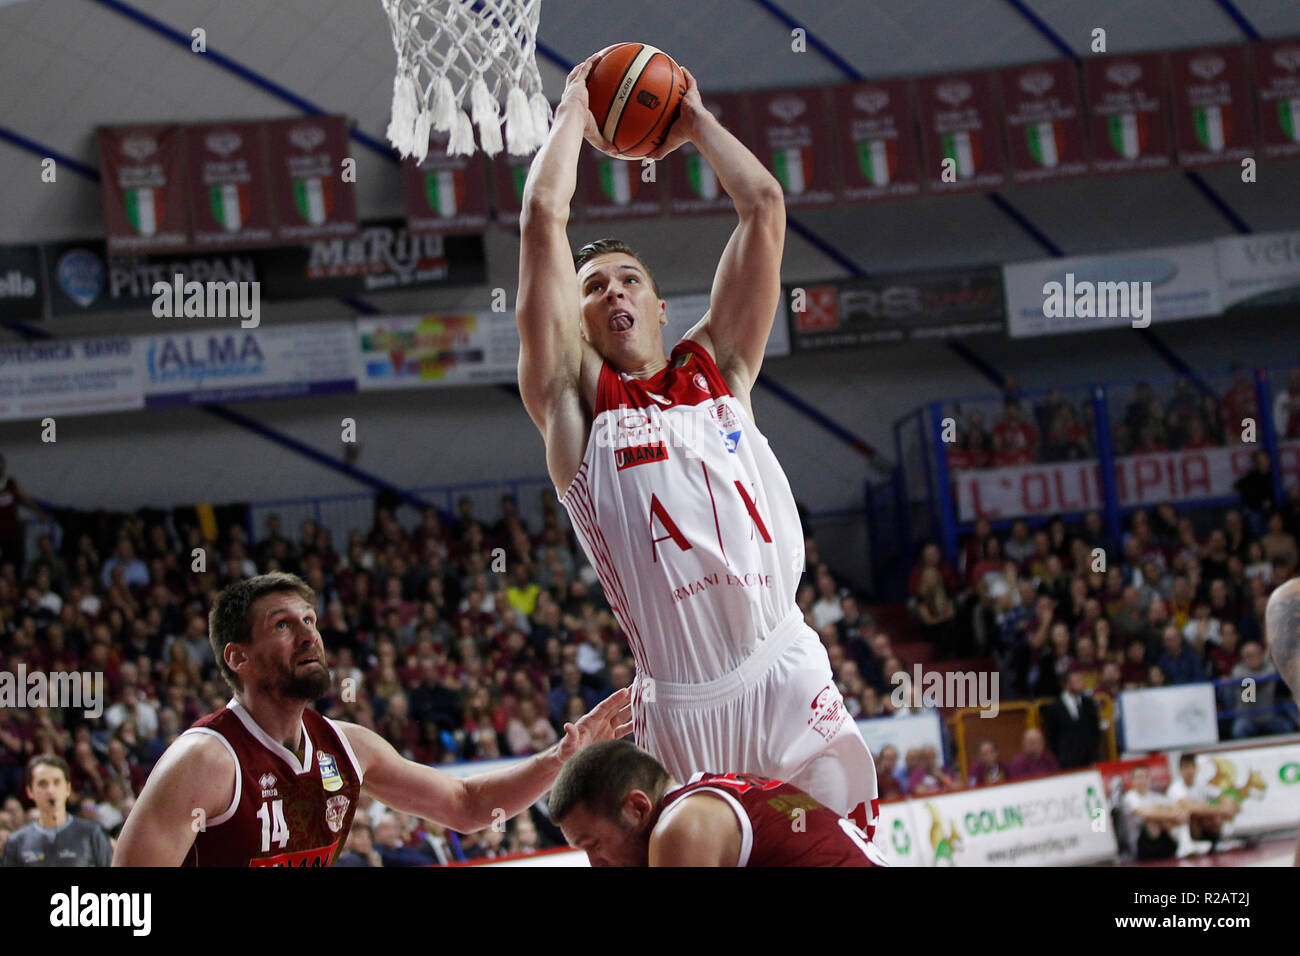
585,42,686,158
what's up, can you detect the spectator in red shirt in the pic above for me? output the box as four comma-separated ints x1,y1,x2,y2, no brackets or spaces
993,398,1039,463
1207,621,1242,677
1008,728,1060,781
968,740,1010,787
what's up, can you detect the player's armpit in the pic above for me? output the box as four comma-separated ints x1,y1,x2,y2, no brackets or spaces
112,733,234,866
648,794,740,867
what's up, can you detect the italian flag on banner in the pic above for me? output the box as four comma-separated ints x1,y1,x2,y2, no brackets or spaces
1108,112,1148,159
1279,97,1300,142
1026,121,1064,168
425,169,465,217
510,164,529,200
598,159,636,204
772,147,812,194
209,183,249,232
125,187,161,236
857,138,896,185
1193,104,1230,152
685,153,718,199
941,130,979,179
293,177,331,225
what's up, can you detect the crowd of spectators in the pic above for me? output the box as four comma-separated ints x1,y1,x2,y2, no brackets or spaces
945,364,1300,472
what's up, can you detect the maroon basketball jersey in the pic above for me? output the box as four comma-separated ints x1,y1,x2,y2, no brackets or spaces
658,771,885,867
182,700,363,867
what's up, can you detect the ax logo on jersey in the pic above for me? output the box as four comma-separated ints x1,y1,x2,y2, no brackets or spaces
709,401,742,454
317,751,344,792
807,683,848,741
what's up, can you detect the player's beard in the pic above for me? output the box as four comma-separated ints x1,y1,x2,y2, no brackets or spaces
260,659,332,702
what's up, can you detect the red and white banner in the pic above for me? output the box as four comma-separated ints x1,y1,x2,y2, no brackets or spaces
830,80,923,202
915,70,1007,194
999,60,1090,185
402,131,491,234
266,116,358,242
1083,52,1174,175
1168,45,1256,168
956,440,1300,520
96,124,191,255
747,87,839,207
1252,37,1300,162
665,93,746,216
183,122,275,249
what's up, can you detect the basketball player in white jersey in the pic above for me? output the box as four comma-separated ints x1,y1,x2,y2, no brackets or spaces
516,52,879,835
1266,577,1300,865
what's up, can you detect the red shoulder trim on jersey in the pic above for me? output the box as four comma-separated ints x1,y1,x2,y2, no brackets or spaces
671,339,733,398
594,359,624,416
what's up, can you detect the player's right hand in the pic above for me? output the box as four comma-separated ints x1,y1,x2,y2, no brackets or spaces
561,52,620,156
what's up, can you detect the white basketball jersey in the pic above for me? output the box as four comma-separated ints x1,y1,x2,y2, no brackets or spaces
560,340,805,684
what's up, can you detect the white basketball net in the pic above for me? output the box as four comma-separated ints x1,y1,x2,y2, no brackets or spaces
382,0,552,162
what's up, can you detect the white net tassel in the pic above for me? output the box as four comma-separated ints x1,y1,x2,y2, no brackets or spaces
411,109,432,164
431,76,458,133
470,76,503,157
528,91,552,145
504,86,536,155
448,110,476,156
387,70,421,159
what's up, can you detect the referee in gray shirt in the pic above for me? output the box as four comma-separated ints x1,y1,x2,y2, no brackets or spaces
1,755,112,867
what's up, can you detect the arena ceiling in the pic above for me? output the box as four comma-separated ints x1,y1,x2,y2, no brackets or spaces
1,0,1299,341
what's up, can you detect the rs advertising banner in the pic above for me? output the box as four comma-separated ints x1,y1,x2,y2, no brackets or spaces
787,266,1004,349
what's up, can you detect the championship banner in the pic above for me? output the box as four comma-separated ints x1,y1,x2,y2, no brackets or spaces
1002,241,1221,337
0,337,142,420
1185,742,1300,837
1118,683,1220,751
183,122,276,249
578,146,665,220
0,244,44,320
491,150,534,229
954,440,1300,521
1252,37,1300,162
747,87,839,207
1083,52,1174,174
915,70,1007,193
665,93,746,216
1216,229,1300,310
139,321,357,407
908,771,1116,866
357,312,520,388
402,131,491,234
42,239,258,316
1167,45,1255,168
256,219,486,298
786,266,1005,349
96,124,191,255
829,80,922,202
998,60,1090,184
265,115,358,242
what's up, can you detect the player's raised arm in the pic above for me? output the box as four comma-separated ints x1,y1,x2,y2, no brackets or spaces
343,688,631,833
670,68,786,402
112,733,235,866
516,56,609,433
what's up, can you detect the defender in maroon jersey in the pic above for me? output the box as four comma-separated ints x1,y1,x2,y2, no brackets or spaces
549,740,885,867
114,572,632,867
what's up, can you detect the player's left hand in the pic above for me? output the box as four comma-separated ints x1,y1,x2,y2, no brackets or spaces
556,686,633,762
643,65,705,162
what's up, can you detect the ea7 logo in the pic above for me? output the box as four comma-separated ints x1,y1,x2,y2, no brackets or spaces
1106,62,1142,87
1189,55,1225,81
121,137,157,161
1018,70,1055,97
206,131,243,156
769,96,807,123
853,89,889,113
935,81,972,107
289,125,327,151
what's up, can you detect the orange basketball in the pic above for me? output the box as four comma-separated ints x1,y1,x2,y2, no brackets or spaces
586,42,686,159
